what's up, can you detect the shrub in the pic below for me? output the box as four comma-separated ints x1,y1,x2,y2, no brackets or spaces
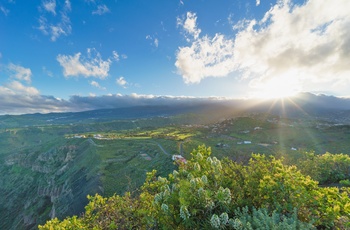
39,145,350,229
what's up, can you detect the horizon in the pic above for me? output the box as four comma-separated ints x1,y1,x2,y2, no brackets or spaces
1,0,350,114
1,91,350,116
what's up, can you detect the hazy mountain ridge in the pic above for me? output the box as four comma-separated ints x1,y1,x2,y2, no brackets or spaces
1,93,350,128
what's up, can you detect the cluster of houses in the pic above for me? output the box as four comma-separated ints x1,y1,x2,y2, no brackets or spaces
68,133,114,140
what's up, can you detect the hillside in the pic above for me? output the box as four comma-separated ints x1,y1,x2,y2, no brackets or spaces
1,93,350,229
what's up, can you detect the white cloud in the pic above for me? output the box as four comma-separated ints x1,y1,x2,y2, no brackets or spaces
0,81,39,98
177,12,201,40
116,76,127,88
8,63,32,83
111,50,127,62
175,34,235,84
175,0,350,95
37,0,72,41
232,0,350,93
0,6,9,16
256,0,260,6
90,80,106,90
112,51,119,61
42,0,56,15
146,35,159,48
57,49,112,79
92,4,110,15
175,11,236,84
0,85,72,114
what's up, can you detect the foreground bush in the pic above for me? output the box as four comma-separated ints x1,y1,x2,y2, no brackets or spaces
283,151,350,184
39,145,350,229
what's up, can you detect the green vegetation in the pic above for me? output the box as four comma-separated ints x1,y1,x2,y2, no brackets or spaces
2,113,350,229
282,151,350,185
39,146,350,229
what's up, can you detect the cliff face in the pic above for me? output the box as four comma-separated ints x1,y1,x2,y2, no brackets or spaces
0,138,102,230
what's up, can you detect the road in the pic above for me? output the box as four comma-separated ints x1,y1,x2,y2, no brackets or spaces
154,142,170,156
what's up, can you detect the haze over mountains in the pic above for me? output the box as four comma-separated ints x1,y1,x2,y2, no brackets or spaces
1,93,350,127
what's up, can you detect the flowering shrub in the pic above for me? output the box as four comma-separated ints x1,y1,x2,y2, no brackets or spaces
39,145,350,229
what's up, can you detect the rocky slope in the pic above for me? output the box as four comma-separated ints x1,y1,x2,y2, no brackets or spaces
0,137,101,230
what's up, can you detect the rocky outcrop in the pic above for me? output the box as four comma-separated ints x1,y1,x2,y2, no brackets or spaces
1,140,100,230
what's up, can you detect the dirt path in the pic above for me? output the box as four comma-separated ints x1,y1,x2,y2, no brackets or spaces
154,142,170,156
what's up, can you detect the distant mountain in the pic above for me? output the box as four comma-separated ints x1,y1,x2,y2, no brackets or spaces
290,92,350,110
1,93,350,128
253,93,350,123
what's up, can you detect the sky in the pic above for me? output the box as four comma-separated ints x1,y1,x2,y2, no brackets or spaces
1,0,350,114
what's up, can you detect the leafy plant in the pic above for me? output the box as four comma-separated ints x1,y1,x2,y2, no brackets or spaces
39,145,350,229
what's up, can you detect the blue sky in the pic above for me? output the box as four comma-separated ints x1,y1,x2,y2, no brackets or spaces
1,0,350,114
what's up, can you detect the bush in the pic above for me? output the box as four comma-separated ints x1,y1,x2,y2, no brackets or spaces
340,179,350,187
283,151,350,184
39,145,350,229
231,207,315,230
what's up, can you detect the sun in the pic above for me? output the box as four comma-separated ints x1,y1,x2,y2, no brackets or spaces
254,77,300,99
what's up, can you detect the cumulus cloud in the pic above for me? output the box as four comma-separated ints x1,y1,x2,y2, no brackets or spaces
177,12,201,40
37,0,72,41
8,63,32,83
175,34,235,84
116,76,127,88
4,81,39,95
0,93,72,115
92,4,110,15
0,81,41,113
256,0,260,6
90,80,106,90
57,48,112,78
175,0,350,95
233,0,350,92
175,11,235,84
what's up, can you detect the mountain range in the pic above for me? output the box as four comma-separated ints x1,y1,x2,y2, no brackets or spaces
1,93,350,128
